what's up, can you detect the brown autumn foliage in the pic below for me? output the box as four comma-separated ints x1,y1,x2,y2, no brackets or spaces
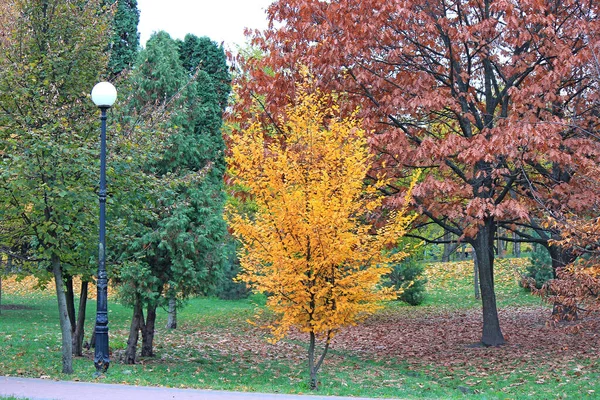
232,0,600,346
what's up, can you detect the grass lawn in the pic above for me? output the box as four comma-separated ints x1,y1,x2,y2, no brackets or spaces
0,258,598,399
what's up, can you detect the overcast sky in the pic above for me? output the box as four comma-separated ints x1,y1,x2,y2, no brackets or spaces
137,0,273,50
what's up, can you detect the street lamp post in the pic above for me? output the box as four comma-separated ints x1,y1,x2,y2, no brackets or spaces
91,82,117,374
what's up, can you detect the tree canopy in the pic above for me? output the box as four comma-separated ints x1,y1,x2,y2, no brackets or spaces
227,76,416,388
233,0,600,346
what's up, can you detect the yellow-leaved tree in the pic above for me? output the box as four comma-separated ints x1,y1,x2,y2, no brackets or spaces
226,76,417,390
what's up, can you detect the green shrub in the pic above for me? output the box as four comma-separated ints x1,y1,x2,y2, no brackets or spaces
523,247,554,290
387,259,427,305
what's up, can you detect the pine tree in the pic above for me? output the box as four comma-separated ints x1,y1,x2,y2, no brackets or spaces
116,31,230,363
178,34,231,110
107,0,140,77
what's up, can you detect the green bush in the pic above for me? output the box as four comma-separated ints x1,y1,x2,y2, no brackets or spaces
523,246,554,290
387,259,427,306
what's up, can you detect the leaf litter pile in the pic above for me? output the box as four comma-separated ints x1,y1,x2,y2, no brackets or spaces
141,300,600,396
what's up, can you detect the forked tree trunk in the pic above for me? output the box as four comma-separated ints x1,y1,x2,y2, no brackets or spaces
307,331,331,390
141,304,157,357
65,277,89,356
166,295,177,329
473,218,505,346
72,281,88,356
125,295,144,364
51,254,73,374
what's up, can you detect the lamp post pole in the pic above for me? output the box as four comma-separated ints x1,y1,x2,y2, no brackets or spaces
91,82,117,375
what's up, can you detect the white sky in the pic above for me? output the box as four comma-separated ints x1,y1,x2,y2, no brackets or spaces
137,0,274,50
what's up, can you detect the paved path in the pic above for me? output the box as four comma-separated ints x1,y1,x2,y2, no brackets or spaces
0,377,392,400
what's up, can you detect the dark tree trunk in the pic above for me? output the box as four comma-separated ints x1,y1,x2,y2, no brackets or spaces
166,295,177,329
473,218,505,346
89,324,96,349
306,330,332,391
496,228,504,259
125,295,144,364
65,275,76,330
141,303,157,357
513,232,521,257
442,231,458,262
308,331,317,390
51,254,73,374
473,249,480,300
548,245,579,320
0,254,3,315
72,281,88,356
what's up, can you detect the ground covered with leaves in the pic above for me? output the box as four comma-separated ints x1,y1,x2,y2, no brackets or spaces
1,259,599,399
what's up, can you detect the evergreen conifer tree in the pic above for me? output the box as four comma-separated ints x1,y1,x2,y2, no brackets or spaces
107,0,139,77
116,31,230,362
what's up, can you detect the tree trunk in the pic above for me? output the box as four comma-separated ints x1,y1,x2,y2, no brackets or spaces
473,218,505,346
442,231,456,262
307,330,331,390
308,331,317,390
513,232,521,258
496,228,504,259
65,275,76,331
89,324,96,349
125,295,143,364
548,245,578,320
72,281,88,356
141,303,157,357
166,295,177,329
473,249,480,300
51,254,73,374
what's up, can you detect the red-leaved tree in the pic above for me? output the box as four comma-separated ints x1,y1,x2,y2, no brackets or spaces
232,0,600,346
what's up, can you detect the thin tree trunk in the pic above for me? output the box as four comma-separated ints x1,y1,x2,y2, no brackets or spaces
141,303,157,357
166,295,177,329
307,330,331,390
89,324,96,349
72,281,88,356
308,331,317,390
51,254,73,374
549,245,578,320
473,249,480,300
442,231,460,262
473,218,505,346
442,231,451,262
125,295,143,364
65,275,76,330
513,232,521,257
496,228,504,259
